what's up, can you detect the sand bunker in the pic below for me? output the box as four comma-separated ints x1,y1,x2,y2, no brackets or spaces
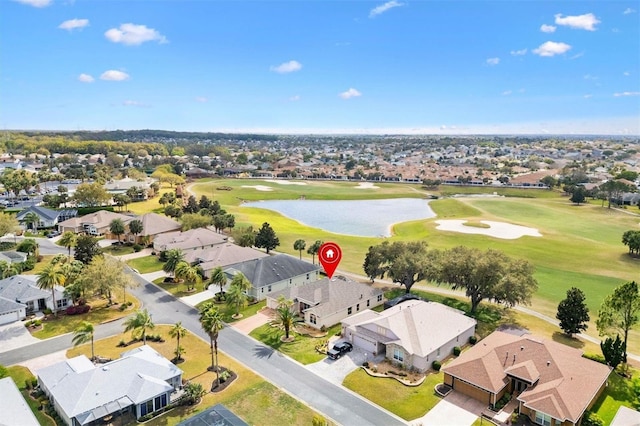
241,185,273,192
355,182,380,189
264,180,307,186
435,220,541,240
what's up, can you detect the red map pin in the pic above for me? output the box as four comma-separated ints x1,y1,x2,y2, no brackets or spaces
319,242,342,279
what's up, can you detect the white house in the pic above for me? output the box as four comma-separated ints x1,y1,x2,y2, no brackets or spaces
0,377,40,426
0,275,69,323
342,299,477,372
38,345,183,426
16,206,77,230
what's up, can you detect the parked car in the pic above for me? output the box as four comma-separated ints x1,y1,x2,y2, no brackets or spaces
327,341,353,360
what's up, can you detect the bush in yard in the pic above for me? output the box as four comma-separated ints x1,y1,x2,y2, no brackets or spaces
66,304,90,315
432,360,441,371
453,346,461,356
469,335,477,344
582,353,607,364
132,244,143,252
582,412,604,426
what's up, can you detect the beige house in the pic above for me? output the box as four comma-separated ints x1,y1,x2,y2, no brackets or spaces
443,331,612,426
184,243,268,278
342,300,476,371
57,210,134,236
128,213,181,245
266,276,384,329
152,227,227,253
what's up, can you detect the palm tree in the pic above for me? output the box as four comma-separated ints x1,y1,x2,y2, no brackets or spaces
162,249,185,279
123,309,155,344
226,284,248,318
109,219,126,244
271,296,300,340
0,260,18,279
199,302,224,385
128,219,143,244
209,266,227,298
174,261,201,291
72,321,95,360
230,272,251,293
59,231,77,258
169,322,187,362
293,239,306,260
37,264,66,316
23,211,40,233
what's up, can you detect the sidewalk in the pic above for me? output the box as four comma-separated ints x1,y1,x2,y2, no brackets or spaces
113,248,154,261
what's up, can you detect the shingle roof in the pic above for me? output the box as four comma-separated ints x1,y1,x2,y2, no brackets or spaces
270,276,382,318
184,243,268,272
225,254,320,287
0,377,40,426
58,210,134,230
611,406,640,426
137,213,181,236
0,296,26,315
0,275,49,302
443,331,612,424
16,205,60,221
154,228,227,251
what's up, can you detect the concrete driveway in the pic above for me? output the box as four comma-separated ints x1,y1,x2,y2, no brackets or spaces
414,391,486,426
306,341,381,385
0,322,38,353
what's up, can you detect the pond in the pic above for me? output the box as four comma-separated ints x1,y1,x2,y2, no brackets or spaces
241,198,435,237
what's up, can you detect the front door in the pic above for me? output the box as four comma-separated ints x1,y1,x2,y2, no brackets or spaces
38,299,46,311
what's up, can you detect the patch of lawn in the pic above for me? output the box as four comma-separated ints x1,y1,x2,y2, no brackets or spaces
194,298,267,322
33,295,141,339
591,367,639,425
127,187,174,215
127,255,164,273
154,277,203,297
102,245,135,256
21,255,56,275
67,325,322,426
343,368,444,421
7,366,56,426
250,323,340,364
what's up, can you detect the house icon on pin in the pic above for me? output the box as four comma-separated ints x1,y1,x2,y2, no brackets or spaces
326,249,335,259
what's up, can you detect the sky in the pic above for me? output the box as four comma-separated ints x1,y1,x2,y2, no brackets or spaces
1,0,639,135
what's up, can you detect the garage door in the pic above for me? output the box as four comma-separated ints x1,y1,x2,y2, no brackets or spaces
353,335,378,353
0,311,19,325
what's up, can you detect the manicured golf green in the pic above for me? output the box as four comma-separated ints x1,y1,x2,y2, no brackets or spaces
190,179,640,353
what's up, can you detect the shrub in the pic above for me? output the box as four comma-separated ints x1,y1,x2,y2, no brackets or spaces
219,369,231,383
312,414,328,426
31,378,38,388
0,242,16,251
132,244,143,252
432,360,442,371
159,251,168,262
118,304,127,311
453,346,461,356
20,258,35,271
582,412,604,426
469,335,478,344
117,340,128,347
362,361,369,368
43,308,52,315
66,304,91,315
25,379,32,390
582,353,607,364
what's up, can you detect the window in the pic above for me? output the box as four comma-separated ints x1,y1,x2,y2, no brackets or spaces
155,396,162,410
356,304,360,311
535,411,552,426
289,279,292,284
377,294,382,302
366,300,370,307
393,348,404,362
261,288,264,293
268,285,272,292
306,273,310,280
347,307,352,315
56,299,66,308
310,314,316,324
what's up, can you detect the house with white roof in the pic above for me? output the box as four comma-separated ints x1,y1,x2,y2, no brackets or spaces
0,377,40,426
38,345,183,426
342,299,477,371
0,275,69,324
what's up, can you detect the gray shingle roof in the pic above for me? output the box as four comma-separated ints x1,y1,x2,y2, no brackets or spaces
154,227,227,251
0,377,39,426
0,275,48,302
225,254,320,287
184,244,268,272
0,296,26,315
16,205,59,221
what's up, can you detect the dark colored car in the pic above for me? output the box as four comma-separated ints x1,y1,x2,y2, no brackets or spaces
327,341,353,360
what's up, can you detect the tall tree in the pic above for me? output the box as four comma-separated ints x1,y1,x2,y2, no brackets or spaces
83,256,137,304
72,182,110,207
37,264,66,316
169,322,187,362
363,241,429,293
255,222,279,254
209,266,227,297
174,260,201,291
230,271,252,293
556,287,590,336
622,230,640,256
128,219,144,243
162,249,185,279
180,213,213,231
23,211,40,233
271,296,301,340
600,335,626,369
293,239,306,260
123,309,155,344
59,231,77,258
0,213,19,238
74,235,102,265
109,218,126,243
307,240,323,265
72,321,95,360
226,284,248,318
199,302,224,385
596,281,640,362
570,186,586,205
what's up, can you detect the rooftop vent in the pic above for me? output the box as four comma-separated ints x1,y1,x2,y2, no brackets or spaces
520,346,525,351
547,361,551,366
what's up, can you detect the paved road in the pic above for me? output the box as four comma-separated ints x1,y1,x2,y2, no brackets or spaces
1,235,69,256
0,273,406,426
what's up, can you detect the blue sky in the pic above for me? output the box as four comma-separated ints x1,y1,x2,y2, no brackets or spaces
1,0,639,135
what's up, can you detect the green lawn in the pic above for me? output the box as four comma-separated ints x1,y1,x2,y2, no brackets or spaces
127,255,164,273
343,368,444,421
102,245,135,256
6,366,56,426
154,277,205,297
591,369,640,425
249,323,341,364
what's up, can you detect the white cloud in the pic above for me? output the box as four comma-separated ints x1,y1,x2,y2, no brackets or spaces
486,57,500,66
12,0,51,7
583,74,598,80
58,18,89,31
540,24,556,33
195,97,208,103
270,60,302,74
77,73,94,83
533,41,572,57
584,94,593,98
339,88,362,99
570,51,584,60
502,90,512,96
623,7,636,14
289,95,301,101
100,70,130,81
623,71,630,76
122,100,149,107
369,0,404,18
614,91,640,97
510,48,527,56
105,23,167,46
554,13,600,31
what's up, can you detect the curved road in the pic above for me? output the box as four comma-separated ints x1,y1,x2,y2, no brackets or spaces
0,272,406,426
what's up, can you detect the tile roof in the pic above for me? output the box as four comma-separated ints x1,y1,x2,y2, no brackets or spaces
225,254,320,287
153,227,227,251
443,331,612,424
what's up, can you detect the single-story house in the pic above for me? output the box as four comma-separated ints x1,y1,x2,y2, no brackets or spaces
184,243,268,278
126,213,181,245
266,276,384,330
0,275,69,323
38,345,183,426
0,377,40,426
104,177,154,200
443,331,612,426
342,300,476,371
0,250,28,264
57,210,135,236
153,227,227,253
225,254,321,301
16,206,77,229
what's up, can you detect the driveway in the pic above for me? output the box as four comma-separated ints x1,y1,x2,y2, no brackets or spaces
0,322,39,353
414,391,486,426
306,339,381,385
